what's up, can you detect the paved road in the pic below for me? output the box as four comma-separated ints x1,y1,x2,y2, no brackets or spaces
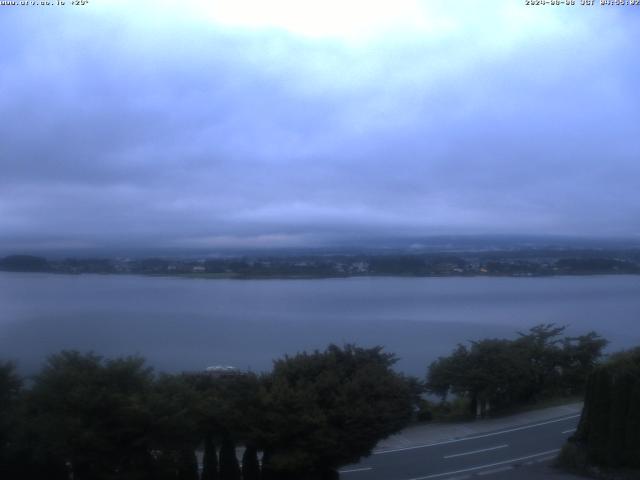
339,413,580,480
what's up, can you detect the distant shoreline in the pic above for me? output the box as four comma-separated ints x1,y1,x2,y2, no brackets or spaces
2,269,639,281
2,251,639,279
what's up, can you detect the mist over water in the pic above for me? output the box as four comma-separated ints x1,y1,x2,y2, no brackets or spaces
1,273,639,377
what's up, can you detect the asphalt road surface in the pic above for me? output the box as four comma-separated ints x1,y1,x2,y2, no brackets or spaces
339,413,580,480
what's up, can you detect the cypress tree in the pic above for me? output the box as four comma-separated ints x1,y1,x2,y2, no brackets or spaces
260,450,275,480
575,372,595,441
587,369,612,465
177,448,198,480
574,347,640,470
624,380,640,468
607,370,632,466
201,434,219,480
219,437,241,480
242,445,260,480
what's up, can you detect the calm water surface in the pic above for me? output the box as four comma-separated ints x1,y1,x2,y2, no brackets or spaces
1,273,639,376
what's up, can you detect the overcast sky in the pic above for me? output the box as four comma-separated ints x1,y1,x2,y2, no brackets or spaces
1,1,639,253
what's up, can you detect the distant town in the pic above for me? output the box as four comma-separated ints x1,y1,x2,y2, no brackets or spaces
2,247,640,278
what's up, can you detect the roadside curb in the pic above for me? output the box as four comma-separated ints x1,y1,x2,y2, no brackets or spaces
374,402,583,453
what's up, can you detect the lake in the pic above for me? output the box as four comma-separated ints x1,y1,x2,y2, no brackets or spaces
1,272,639,376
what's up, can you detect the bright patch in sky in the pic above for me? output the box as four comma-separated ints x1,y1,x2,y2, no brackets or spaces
189,0,455,40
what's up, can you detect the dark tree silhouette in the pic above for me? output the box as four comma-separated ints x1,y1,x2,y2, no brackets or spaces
242,444,260,480
219,436,241,480
427,324,608,416
27,351,156,479
569,347,640,469
201,433,219,480
177,448,199,480
259,344,415,479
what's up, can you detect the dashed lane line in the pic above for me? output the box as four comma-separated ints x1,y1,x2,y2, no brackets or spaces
375,414,579,455
443,444,508,459
404,448,560,480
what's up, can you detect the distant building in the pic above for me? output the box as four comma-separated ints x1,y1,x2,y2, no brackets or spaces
204,365,242,378
352,261,369,273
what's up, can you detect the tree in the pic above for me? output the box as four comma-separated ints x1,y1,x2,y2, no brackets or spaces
427,325,607,417
561,332,608,394
258,344,415,479
201,433,219,480
427,344,469,401
186,370,263,479
464,338,531,415
571,347,640,469
148,373,202,480
428,339,531,416
219,436,241,480
0,362,23,477
514,323,567,400
242,444,260,480
176,448,199,480
27,351,156,480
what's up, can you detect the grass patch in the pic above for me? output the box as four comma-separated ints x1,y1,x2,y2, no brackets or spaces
483,394,584,420
414,395,583,426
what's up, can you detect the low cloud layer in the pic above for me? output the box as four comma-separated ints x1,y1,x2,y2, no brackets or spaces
1,1,639,253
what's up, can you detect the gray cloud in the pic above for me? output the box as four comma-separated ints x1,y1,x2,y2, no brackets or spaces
1,2,640,253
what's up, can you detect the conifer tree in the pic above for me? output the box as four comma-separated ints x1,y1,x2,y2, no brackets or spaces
242,444,260,480
177,448,199,480
202,433,219,480
571,347,640,469
219,437,241,480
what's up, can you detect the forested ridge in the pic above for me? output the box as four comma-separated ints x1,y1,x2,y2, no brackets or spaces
3,250,640,278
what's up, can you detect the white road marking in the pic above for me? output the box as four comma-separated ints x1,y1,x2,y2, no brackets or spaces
405,448,560,480
339,467,373,474
375,414,579,455
477,465,513,476
562,428,576,434
443,444,508,459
